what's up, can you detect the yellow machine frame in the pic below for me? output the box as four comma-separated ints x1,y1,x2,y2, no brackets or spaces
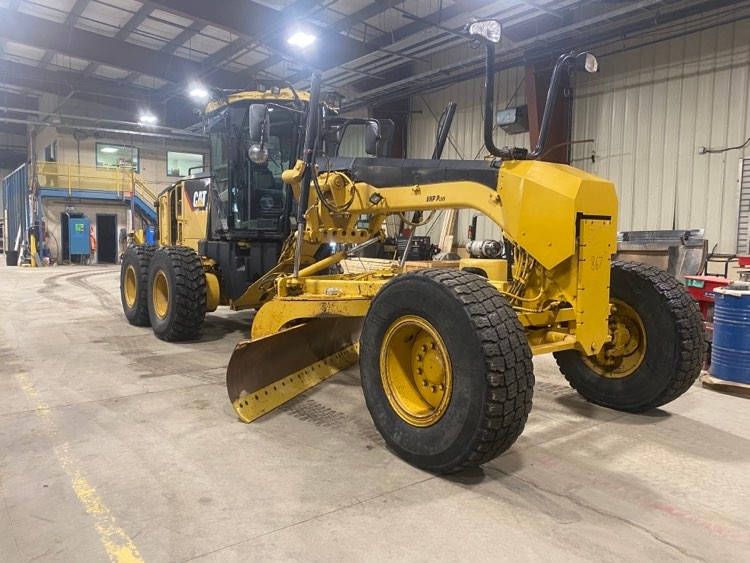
243,158,618,358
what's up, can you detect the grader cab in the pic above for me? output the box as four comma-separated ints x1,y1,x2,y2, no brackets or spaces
121,19,704,474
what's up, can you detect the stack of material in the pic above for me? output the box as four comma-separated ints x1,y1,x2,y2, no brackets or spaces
341,257,396,274
437,209,458,253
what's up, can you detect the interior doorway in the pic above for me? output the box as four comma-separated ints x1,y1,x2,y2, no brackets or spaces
96,214,117,263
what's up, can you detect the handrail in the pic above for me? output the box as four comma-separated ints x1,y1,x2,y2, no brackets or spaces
36,161,157,206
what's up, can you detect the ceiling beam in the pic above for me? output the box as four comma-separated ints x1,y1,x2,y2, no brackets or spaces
124,20,206,83
147,0,373,72
326,0,409,35
241,0,411,79
0,88,38,137
0,7,244,88
0,89,39,111
339,0,719,111
0,0,23,55
280,0,488,84
0,59,156,102
365,0,484,50
0,59,204,129
39,0,91,69
83,3,155,76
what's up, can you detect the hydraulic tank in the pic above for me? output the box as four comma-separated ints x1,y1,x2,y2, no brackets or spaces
711,283,750,383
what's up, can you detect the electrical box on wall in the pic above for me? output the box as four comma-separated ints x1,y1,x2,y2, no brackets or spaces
69,217,90,256
496,105,529,134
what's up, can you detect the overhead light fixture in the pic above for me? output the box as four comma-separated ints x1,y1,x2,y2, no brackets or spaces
100,147,120,153
189,86,209,100
287,31,316,48
139,113,157,125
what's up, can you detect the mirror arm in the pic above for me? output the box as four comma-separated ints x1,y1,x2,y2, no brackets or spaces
259,107,268,153
293,72,322,277
482,43,505,159
526,53,575,160
432,101,457,159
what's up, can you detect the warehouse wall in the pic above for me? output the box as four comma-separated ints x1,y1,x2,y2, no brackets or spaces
33,126,207,194
41,198,150,264
41,199,120,264
407,43,529,246
572,19,750,253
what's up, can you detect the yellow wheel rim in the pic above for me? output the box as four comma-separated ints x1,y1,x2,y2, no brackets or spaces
153,270,170,320
124,265,137,308
582,299,647,379
380,315,452,427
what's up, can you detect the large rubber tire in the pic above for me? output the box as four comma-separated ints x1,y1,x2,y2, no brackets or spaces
147,246,207,341
120,245,155,326
360,269,534,474
554,261,704,412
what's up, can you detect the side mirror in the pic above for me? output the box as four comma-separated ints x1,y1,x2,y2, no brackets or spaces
323,118,394,157
248,104,269,143
575,52,599,73
248,104,270,163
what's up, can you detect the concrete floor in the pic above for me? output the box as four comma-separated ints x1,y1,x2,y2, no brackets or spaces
0,263,748,563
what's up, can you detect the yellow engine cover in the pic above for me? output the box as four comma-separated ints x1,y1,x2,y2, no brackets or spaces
499,160,618,270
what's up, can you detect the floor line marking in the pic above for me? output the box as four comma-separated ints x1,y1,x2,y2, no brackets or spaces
14,372,144,563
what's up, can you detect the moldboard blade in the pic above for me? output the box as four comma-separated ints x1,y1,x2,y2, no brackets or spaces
226,316,362,422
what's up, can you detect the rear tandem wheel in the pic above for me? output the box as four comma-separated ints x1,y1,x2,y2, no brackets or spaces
554,261,705,412
147,246,207,341
120,244,155,326
359,269,534,474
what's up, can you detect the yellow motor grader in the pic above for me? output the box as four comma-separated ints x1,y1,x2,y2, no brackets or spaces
121,19,704,474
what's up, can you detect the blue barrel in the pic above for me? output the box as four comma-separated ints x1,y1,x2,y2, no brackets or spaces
145,226,156,245
711,285,750,383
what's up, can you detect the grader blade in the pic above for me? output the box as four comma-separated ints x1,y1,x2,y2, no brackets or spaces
227,317,362,422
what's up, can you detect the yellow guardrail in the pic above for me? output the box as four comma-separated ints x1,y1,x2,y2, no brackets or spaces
36,162,158,205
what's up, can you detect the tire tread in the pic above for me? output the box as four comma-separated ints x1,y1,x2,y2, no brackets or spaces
150,246,206,341
409,269,534,469
120,245,155,326
556,260,704,411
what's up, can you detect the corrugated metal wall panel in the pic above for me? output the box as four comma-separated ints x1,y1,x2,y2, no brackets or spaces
572,19,750,252
2,164,30,252
407,53,527,245
738,158,750,254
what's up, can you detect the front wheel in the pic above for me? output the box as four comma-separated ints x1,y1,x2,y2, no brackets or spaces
359,269,534,474
554,261,704,412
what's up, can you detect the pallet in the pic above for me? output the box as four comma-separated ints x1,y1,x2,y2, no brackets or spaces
340,257,396,274
700,372,750,398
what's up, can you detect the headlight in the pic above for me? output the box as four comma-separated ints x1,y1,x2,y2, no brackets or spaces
467,20,502,44
248,144,269,163
576,52,599,73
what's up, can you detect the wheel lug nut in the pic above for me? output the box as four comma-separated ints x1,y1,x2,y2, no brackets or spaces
420,345,427,352
416,354,423,361
430,385,437,393
438,384,445,390
421,380,428,387
416,368,423,375
430,342,436,349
